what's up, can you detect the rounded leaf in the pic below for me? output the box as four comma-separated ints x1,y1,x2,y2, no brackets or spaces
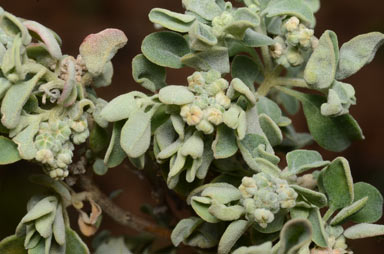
0,136,21,165
158,85,194,105
141,31,190,69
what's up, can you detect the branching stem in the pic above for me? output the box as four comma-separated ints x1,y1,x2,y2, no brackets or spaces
78,174,172,239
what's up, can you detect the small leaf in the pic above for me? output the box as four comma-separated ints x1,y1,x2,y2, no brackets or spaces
191,198,219,223
1,69,45,129
280,88,364,152
149,8,196,33
79,28,127,75
212,124,238,159
330,197,368,225
132,54,166,92
304,30,339,89
120,110,152,158
0,235,27,254
189,21,218,51
181,47,230,74
336,32,384,80
308,208,328,247
0,136,21,165
259,114,283,146
344,223,384,240
256,96,282,123
286,150,329,176
23,21,62,59
0,78,12,100
304,0,320,13
104,121,126,168
65,227,90,254
171,217,203,247
158,85,194,105
232,242,272,254
180,131,204,159
323,157,354,210
93,158,108,176
100,92,140,122
89,124,109,154
95,237,131,254
201,184,242,204
263,0,315,27
28,175,71,204
1,11,32,45
21,196,57,223
242,29,275,48
182,0,222,21
348,182,384,223
218,220,250,254
53,204,66,246
291,185,328,208
141,31,190,69
231,55,263,89
278,219,312,254
208,202,244,221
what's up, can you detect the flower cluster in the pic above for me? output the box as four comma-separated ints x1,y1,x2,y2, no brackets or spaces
34,114,90,180
239,173,298,228
270,16,318,68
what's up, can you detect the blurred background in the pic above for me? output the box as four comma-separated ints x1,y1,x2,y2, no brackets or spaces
0,0,384,252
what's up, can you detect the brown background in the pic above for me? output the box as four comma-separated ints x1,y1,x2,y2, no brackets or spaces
0,0,384,253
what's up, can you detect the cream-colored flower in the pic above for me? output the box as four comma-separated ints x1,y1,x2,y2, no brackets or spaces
187,72,205,89
180,105,204,126
36,149,54,164
215,91,231,109
205,107,223,125
271,40,285,58
284,17,300,32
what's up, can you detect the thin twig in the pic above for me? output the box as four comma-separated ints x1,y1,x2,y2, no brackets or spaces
78,174,172,239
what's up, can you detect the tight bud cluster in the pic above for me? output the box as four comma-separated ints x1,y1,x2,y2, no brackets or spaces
270,16,318,68
180,70,231,134
34,115,89,180
239,173,298,228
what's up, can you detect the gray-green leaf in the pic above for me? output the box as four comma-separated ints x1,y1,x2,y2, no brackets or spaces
132,54,166,92
344,223,384,240
0,136,21,165
336,32,384,80
218,220,250,254
212,124,238,159
278,219,312,254
286,150,329,176
149,8,196,33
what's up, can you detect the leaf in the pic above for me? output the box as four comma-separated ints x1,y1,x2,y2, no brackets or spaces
291,185,328,208
263,0,315,27
253,210,286,234
171,217,203,246
182,0,222,21
1,69,45,129
242,29,275,48
231,55,263,89
23,21,62,59
149,8,196,33
323,157,354,210
330,197,368,226
259,114,282,146
232,242,272,254
208,202,244,221
120,110,151,158
53,204,66,246
212,124,238,159
286,150,329,176
0,136,21,165
279,88,364,152
1,11,32,45
278,219,312,254
65,227,90,254
348,182,384,223
336,32,384,80
100,92,140,122
0,78,12,100
256,96,282,123
189,21,218,51
28,175,71,204
89,124,109,154
95,237,132,254
0,235,27,254
183,222,223,249
180,131,204,159
308,208,328,247
93,159,108,176
304,30,338,89
141,31,190,69
158,85,194,105
218,220,250,254
344,223,384,240
21,196,57,223
79,28,127,75
132,54,166,92
181,47,230,74
304,0,320,13
237,133,268,172
191,198,219,223
201,184,242,204
104,121,126,168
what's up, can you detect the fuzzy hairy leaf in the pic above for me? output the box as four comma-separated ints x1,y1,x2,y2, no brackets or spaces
218,220,250,254
0,235,26,254
278,219,312,254
308,208,328,248
132,54,166,92
0,135,21,165
149,8,196,33
344,223,384,239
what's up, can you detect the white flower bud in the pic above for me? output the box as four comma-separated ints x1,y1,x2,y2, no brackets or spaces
180,104,204,126
284,17,300,32
205,107,223,125
254,208,274,228
35,149,54,164
215,91,231,109
196,119,214,134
